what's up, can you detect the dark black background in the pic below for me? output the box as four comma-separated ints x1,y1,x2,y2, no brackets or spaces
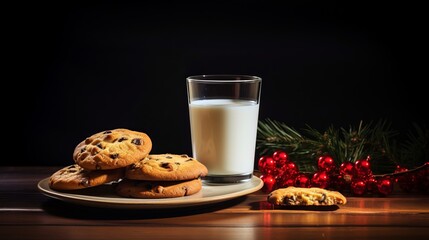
9,1,427,166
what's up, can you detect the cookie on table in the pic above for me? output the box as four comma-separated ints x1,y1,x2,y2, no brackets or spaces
116,178,202,198
49,164,124,190
267,186,347,206
73,128,152,170
125,154,208,181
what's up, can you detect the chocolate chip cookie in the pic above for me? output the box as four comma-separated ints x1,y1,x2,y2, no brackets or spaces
73,128,152,170
49,164,124,190
267,186,347,206
116,178,202,198
125,154,208,181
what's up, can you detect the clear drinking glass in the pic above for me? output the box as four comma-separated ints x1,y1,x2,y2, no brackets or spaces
187,75,262,183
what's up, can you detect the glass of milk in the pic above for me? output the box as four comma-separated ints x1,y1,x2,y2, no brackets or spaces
187,75,262,183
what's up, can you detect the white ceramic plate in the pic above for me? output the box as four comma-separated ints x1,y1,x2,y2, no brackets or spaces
37,176,263,209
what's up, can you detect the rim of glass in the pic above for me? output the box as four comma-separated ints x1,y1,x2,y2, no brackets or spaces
187,75,261,83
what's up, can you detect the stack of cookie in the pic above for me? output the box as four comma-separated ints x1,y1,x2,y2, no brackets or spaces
116,154,208,198
50,128,152,191
48,128,208,199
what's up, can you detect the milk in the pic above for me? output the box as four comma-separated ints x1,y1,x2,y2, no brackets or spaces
189,99,259,176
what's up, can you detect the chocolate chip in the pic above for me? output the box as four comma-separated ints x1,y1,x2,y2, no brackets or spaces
185,158,194,162
175,162,180,165
80,147,86,153
96,143,103,149
319,193,326,203
160,162,174,170
161,162,170,168
180,154,188,158
118,137,128,142
166,156,173,159
183,186,188,196
287,198,295,205
79,178,90,187
131,138,142,145
103,131,112,134
110,153,119,159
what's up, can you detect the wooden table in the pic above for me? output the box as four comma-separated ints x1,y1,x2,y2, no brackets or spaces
1,167,428,240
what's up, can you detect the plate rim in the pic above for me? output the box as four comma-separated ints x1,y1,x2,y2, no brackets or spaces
37,175,263,209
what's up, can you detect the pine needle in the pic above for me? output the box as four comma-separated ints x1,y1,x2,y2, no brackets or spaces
256,118,428,174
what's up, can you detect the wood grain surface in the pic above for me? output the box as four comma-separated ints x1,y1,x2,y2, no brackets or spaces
1,167,428,240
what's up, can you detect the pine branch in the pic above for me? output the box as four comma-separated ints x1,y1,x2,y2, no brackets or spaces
257,118,427,174
257,119,319,171
399,123,429,168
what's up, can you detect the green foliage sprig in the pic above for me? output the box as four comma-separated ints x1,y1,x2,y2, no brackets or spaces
257,119,428,174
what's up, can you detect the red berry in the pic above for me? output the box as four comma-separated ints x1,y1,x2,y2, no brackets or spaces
295,174,311,188
333,174,350,191
377,177,393,196
317,155,336,173
280,161,298,179
394,165,408,175
264,157,277,171
258,156,267,172
311,171,330,189
273,150,288,169
351,179,366,196
366,177,378,194
286,161,298,172
273,150,288,161
260,174,277,193
258,156,277,174
279,177,295,188
355,159,371,177
340,162,354,175
394,166,415,192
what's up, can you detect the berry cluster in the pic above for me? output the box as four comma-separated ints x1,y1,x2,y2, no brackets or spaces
258,150,429,196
